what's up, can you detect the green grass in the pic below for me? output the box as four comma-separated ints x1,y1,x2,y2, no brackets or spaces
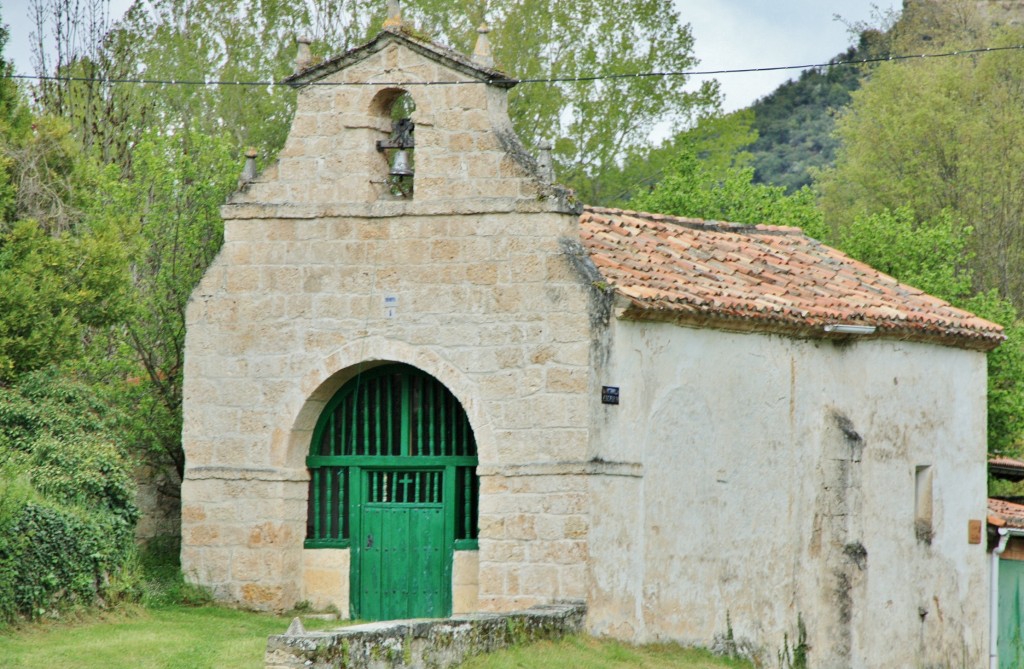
459,635,753,669
0,605,341,669
0,617,753,669
0,541,749,669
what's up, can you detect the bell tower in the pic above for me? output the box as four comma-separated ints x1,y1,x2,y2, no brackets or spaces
231,3,575,213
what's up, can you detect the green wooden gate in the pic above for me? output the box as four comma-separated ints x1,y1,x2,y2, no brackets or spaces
305,364,479,621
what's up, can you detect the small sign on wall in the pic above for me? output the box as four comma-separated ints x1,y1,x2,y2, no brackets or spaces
968,519,982,545
383,295,398,319
601,386,620,405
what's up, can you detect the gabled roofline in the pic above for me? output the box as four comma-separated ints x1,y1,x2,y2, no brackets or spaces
284,26,518,89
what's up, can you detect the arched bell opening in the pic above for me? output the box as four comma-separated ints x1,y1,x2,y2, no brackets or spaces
371,89,416,199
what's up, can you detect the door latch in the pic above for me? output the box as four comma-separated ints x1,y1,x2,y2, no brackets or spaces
366,533,374,549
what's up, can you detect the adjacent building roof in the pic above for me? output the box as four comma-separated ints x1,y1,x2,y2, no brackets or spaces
989,498,1024,528
579,206,1004,351
991,457,1024,482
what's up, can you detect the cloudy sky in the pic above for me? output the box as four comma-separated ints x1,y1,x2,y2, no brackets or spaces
3,0,902,113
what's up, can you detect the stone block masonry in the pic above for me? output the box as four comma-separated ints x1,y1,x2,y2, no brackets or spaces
265,601,586,669
181,26,598,615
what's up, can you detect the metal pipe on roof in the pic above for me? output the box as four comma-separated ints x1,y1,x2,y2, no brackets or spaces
823,323,876,335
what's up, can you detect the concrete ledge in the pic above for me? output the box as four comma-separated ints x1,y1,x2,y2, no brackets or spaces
221,195,577,220
185,466,308,482
265,601,586,669
478,460,642,479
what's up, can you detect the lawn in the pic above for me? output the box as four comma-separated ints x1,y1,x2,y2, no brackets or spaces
0,605,333,669
460,635,754,669
0,607,752,669
0,543,748,669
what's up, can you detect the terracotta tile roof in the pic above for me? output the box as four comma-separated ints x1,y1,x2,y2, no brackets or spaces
989,498,1024,528
990,457,1024,481
578,207,1004,351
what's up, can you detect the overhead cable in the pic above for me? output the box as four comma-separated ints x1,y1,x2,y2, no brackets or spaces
3,44,1023,88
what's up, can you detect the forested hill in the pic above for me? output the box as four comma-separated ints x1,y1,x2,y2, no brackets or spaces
746,41,870,193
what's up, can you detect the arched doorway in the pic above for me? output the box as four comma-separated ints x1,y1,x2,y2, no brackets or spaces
305,363,479,620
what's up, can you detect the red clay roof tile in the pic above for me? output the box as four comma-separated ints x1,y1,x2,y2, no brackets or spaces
989,498,1024,528
579,206,1004,351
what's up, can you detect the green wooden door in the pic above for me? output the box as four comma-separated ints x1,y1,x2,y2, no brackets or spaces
1000,559,1024,668
356,469,450,620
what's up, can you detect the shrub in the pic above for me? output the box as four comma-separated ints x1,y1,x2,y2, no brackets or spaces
0,371,140,624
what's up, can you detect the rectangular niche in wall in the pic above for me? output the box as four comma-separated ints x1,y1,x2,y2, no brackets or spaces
915,465,934,544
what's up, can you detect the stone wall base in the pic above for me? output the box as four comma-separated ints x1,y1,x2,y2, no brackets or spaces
265,601,585,669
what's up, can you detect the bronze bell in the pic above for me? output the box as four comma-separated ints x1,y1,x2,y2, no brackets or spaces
390,149,414,177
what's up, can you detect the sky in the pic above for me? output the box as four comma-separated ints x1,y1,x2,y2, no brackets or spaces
2,0,903,114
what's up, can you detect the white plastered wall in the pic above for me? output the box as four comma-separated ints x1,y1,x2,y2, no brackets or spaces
586,318,989,668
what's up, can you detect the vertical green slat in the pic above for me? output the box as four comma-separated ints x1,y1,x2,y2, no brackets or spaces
374,379,381,456
428,380,436,456
339,467,347,539
312,469,321,540
362,384,369,456
452,399,460,456
416,377,424,457
339,398,346,456
463,468,471,538
349,393,358,455
386,375,394,455
403,372,411,456
326,412,334,456
438,390,447,456
325,467,333,539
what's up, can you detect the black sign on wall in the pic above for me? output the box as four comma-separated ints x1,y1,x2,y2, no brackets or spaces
601,386,620,405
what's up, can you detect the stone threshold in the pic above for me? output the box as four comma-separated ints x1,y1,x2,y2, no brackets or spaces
265,600,586,669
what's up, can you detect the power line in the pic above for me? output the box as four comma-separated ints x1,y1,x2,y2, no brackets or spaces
4,44,1023,88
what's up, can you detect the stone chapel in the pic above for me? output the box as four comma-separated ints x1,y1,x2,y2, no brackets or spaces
181,10,1003,667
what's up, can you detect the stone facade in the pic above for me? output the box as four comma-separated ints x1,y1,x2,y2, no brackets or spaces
182,28,596,613
182,22,995,668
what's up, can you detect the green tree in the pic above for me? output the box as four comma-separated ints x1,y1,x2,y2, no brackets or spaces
961,292,1024,458
835,207,974,303
596,109,757,208
0,218,130,382
100,129,237,477
401,0,719,203
90,0,719,201
817,5,1024,309
748,41,873,193
631,146,826,238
